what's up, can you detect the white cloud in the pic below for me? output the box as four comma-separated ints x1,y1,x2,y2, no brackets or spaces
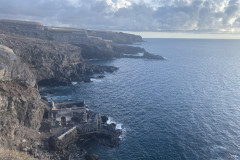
0,0,240,33
106,0,132,12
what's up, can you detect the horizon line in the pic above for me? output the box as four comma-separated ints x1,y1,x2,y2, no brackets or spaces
122,31,240,39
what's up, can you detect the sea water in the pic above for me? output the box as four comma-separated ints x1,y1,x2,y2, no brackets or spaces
40,39,240,160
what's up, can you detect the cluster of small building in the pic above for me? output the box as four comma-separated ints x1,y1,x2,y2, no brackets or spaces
47,100,103,150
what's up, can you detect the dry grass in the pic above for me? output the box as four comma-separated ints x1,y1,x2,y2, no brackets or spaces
0,148,36,160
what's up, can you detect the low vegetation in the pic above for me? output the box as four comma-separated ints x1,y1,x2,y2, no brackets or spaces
0,148,36,160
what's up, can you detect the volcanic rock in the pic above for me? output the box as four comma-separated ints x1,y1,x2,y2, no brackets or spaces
101,115,108,124
85,154,99,160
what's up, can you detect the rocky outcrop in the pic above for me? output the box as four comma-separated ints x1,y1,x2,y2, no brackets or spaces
0,19,44,38
0,20,161,158
0,45,36,87
0,34,83,84
0,19,163,61
0,81,46,133
143,52,164,60
0,45,47,148
0,20,116,60
113,45,164,60
85,154,99,160
112,45,146,55
86,30,143,44
76,43,121,59
0,34,118,86
0,20,137,59
0,19,142,44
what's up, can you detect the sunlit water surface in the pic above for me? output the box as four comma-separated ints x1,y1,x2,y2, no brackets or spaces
40,39,240,160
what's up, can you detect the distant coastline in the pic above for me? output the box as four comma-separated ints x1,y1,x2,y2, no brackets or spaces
123,31,240,39
0,19,163,159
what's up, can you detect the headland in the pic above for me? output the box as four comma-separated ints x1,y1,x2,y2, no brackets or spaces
0,19,163,160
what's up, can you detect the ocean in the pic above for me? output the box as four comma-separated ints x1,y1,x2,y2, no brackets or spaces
40,39,240,160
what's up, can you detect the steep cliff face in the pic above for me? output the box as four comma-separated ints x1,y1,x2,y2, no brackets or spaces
0,19,147,60
0,20,143,44
0,34,83,83
44,28,116,60
0,45,46,147
0,34,117,86
76,43,121,59
0,19,44,39
86,30,143,44
0,45,36,87
0,81,45,141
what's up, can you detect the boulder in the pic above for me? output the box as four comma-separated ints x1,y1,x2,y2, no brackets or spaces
39,120,52,133
85,154,99,160
0,45,36,87
97,75,105,79
101,115,108,124
83,77,92,83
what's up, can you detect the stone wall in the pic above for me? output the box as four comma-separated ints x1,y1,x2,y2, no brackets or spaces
49,126,78,151
77,114,102,135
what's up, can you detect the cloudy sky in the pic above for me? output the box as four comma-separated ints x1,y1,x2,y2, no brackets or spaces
0,0,240,37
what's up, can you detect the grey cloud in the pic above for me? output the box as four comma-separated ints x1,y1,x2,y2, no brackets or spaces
0,0,240,33
223,0,240,25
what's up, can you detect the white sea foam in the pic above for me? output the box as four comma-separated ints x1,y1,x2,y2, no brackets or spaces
116,123,122,130
90,78,102,82
107,117,124,130
119,127,127,140
123,52,144,57
72,82,78,85
107,117,122,130
106,117,126,140
106,116,114,124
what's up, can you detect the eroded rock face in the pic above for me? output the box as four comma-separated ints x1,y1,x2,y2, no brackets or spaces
0,81,45,129
0,34,118,86
0,19,147,61
86,30,143,44
0,45,36,87
0,81,46,147
85,154,99,160
0,44,46,148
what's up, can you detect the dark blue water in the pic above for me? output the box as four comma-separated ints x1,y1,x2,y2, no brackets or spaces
40,39,240,160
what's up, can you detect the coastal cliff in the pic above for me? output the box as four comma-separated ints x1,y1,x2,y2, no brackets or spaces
0,19,163,60
0,45,46,148
0,45,36,87
0,34,117,86
0,19,142,44
0,19,163,159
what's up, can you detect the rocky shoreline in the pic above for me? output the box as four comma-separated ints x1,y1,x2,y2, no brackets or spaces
24,100,122,160
0,19,163,160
